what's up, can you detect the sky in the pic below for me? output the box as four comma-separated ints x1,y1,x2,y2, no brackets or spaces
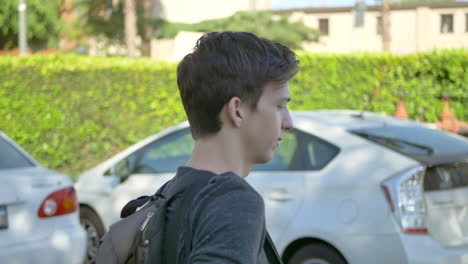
271,0,468,9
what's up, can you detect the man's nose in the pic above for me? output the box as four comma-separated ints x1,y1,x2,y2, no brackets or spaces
282,111,293,130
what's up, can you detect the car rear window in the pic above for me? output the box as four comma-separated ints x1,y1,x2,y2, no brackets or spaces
351,126,468,155
0,137,35,169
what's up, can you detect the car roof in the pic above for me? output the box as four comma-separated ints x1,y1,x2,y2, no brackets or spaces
80,110,435,175
85,109,422,170
293,110,420,130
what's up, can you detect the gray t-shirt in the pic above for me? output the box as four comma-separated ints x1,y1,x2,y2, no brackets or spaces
164,166,269,264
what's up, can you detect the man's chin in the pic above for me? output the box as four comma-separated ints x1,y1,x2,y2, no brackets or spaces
255,153,274,164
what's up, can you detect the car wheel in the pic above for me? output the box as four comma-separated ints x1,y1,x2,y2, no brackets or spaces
80,207,105,264
288,243,347,264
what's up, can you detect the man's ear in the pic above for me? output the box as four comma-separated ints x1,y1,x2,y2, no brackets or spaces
225,96,244,128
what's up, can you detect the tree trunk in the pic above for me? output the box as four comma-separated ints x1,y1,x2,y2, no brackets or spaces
143,0,153,57
381,0,391,51
59,0,76,52
124,0,138,58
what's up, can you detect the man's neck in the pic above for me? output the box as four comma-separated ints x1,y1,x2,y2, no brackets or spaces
186,134,251,178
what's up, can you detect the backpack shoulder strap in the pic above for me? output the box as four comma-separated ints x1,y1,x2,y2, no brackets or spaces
120,181,170,218
120,196,151,219
264,231,283,264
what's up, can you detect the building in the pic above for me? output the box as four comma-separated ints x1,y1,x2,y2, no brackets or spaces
276,2,468,53
156,0,270,23
150,0,270,61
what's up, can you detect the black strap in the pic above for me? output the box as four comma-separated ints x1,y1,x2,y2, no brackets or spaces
120,181,170,218
120,196,151,218
264,231,283,264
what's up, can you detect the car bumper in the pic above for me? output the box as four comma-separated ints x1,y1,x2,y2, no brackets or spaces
0,224,86,264
336,234,408,264
401,234,468,264
336,233,468,264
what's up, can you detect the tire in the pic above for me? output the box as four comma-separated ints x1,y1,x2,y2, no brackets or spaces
80,207,105,264
288,243,347,264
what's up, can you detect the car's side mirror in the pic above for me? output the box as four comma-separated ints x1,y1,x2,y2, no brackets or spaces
110,159,131,183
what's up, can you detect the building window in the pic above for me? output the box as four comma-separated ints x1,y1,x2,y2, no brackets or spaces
440,14,453,33
377,16,383,35
319,18,329,36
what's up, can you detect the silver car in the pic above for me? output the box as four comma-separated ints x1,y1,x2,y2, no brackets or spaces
0,131,86,264
76,110,468,264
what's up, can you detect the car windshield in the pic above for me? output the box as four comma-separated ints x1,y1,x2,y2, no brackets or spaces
0,137,35,170
351,126,468,156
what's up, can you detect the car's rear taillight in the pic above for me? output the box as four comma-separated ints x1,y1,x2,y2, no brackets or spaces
381,166,428,234
38,187,78,218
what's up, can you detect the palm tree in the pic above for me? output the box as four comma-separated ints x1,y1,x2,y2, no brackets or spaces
123,0,138,57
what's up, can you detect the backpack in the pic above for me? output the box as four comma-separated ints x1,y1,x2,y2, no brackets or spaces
94,180,168,264
94,172,283,264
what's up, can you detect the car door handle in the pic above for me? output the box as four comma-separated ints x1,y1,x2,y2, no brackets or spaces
267,188,293,202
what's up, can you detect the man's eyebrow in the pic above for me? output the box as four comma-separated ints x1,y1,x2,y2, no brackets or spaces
280,97,291,102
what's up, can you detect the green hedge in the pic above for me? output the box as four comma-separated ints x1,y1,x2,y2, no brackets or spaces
0,55,184,177
292,50,467,123
0,50,466,177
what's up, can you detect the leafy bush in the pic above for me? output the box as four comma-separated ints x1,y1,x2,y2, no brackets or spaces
157,11,321,49
292,49,467,122
0,55,183,176
0,50,466,177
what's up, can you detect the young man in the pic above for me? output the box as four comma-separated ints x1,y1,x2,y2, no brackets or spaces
165,31,299,263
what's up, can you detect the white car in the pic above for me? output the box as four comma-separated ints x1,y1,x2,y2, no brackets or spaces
76,110,468,264
0,132,86,264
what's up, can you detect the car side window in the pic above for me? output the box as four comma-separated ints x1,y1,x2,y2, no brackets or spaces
252,130,300,171
0,137,34,170
304,133,339,170
135,128,194,173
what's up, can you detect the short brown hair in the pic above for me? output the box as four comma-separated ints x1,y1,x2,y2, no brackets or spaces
177,31,299,139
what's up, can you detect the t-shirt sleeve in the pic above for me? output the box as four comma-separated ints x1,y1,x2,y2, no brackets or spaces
188,175,266,264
